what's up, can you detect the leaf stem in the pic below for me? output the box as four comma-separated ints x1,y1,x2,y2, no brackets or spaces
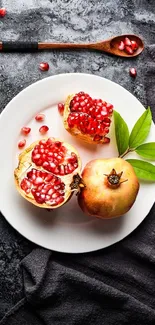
119,148,134,159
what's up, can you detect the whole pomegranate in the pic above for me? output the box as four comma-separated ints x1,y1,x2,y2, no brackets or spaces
14,137,82,209
63,91,113,144
78,158,139,219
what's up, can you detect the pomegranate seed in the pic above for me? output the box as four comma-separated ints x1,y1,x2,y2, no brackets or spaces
129,68,137,78
131,40,138,51
21,127,31,135
93,135,103,142
39,62,49,71
18,139,26,149
35,114,45,122
0,8,6,17
124,37,131,46
103,137,110,144
39,125,49,134
58,103,64,115
125,46,133,55
118,41,125,51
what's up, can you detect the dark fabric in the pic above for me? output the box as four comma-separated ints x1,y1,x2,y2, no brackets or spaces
1,1,155,325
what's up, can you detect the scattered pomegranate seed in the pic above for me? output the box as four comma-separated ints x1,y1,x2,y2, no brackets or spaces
124,37,131,46
129,68,137,78
39,125,49,135
21,127,31,135
118,41,125,51
35,114,45,122
39,62,49,71
93,135,103,142
58,103,64,115
131,40,138,51
125,46,133,55
0,8,6,17
18,139,26,149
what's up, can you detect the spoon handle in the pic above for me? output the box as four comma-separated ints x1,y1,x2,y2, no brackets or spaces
0,40,110,53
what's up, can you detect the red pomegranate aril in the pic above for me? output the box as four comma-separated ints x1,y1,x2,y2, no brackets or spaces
129,67,137,78
34,177,44,185
0,8,6,17
103,137,110,143
39,62,49,71
35,159,43,166
125,46,133,55
33,153,41,160
131,40,138,51
39,125,49,135
124,37,131,46
35,114,45,122
93,135,103,142
56,197,64,205
118,41,125,51
58,103,64,115
59,165,65,175
21,127,31,135
18,139,26,149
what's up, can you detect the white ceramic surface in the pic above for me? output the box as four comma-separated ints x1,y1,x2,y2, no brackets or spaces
0,73,155,253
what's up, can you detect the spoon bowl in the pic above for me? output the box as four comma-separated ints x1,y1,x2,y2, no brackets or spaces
110,34,144,57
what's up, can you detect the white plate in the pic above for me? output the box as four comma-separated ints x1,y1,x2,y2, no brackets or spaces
0,73,155,253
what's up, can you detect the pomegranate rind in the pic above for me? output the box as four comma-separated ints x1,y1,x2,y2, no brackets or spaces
63,94,111,144
14,137,81,209
78,158,140,219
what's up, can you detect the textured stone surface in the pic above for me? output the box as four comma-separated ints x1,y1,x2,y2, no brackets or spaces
0,0,155,320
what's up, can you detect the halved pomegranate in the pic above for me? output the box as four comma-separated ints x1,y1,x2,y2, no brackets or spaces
63,92,113,144
14,137,82,209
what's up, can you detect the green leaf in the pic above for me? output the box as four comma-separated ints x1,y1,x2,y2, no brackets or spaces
126,159,155,181
129,107,152,149
114,110,129,155
135,142,155,160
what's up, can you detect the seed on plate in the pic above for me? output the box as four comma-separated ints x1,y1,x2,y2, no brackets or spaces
39,62,49,71
39,125,49,134
21,127,31,135
18,139,26,149
35,114,45,122
58,103,65,115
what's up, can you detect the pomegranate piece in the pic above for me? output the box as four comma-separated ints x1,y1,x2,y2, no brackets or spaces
14,137,82,209
118,41,125,51
0,8,6,17
21,127,31,135
124,37,131,46
64,91,113,144
39,125,49,134
129,68,137,78
35,114,45,122
78,158,139,219
125,46,133,55
131,40,138,51
18,139,26,149
58,103,65,115
39,62,49,71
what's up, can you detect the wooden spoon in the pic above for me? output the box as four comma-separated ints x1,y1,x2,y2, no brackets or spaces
0,34,144,57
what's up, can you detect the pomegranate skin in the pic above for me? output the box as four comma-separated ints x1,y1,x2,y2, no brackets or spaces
78,158,139,219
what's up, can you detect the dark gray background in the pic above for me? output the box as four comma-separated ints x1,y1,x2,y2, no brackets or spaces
0,0,155,321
